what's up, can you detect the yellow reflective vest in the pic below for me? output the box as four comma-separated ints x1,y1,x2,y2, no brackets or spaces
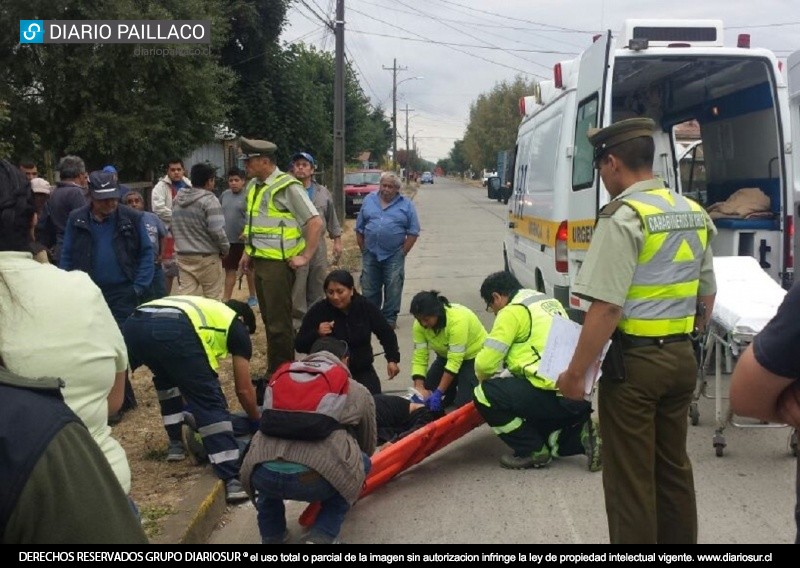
617,188,709,336
140,296,236,370
243,174,305,260
476,289,566,390
411,304,487,378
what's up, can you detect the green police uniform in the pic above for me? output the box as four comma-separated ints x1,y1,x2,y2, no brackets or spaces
239,138,319,377
574,119,717,544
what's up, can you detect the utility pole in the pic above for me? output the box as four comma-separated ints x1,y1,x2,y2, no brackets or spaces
333,0,345,223
383,58,406,173
403,103,414,182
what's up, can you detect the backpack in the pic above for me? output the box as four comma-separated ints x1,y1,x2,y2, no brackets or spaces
259,356,350,441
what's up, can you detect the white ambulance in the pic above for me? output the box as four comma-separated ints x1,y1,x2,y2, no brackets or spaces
503,19,797,319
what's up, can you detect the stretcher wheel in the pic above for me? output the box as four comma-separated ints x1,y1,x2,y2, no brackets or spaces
713,432,726,457
689,403,699,426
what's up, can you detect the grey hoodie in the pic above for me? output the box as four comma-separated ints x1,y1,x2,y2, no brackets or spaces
171,187,230,256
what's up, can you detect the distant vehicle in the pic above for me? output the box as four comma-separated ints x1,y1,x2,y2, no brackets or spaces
344,169,382,217
482,169,497,187
420,171,434,184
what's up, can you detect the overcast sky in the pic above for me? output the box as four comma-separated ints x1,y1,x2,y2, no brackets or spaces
281,0,799,163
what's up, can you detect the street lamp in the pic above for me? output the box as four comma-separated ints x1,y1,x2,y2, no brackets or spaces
392,76,423,172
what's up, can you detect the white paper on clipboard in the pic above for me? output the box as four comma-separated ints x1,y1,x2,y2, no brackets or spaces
538,315,611,398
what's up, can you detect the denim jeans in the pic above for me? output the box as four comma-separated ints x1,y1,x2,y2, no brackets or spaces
250,454,371,543
146,263,167,301
360,249,405,325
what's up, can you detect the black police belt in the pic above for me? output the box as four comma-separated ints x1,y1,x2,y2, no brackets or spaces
618,332,690,349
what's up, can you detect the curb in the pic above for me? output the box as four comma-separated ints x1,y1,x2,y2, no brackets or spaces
151,471,226,545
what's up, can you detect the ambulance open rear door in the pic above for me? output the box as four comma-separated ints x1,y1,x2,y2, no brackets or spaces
788,50,800,273
566,30,615,318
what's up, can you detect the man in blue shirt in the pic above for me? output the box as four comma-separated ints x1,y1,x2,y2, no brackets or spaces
355,172,420,328
61,171,154,415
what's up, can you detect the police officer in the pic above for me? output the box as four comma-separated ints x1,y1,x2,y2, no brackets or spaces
237,138,323,379
557,118,717,544
474,271,601,470
123,296,261,503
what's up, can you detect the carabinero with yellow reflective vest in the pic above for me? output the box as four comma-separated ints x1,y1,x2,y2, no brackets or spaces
558,117,717,544
122,295,261,503
236,137,323,380
472,271,602,471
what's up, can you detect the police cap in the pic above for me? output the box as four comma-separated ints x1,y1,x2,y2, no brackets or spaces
239,137,277,159
587,118,655,163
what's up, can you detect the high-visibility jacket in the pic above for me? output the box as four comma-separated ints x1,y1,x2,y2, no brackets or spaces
243,174,304,260
140,296,236,370
476,289,566,391
617,188,709,337
411,304,487,378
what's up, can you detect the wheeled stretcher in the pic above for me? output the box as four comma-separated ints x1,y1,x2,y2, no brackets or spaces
689,256,797,456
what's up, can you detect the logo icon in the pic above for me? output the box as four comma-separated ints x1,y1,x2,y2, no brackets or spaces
20,20,44,44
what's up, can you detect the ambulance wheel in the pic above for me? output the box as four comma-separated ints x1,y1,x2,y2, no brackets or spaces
689,403,699,426
713,432,726,457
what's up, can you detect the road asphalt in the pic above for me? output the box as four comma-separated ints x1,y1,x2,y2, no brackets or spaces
157,176,797,545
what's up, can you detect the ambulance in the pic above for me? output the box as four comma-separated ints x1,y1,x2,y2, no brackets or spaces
503,19,798,319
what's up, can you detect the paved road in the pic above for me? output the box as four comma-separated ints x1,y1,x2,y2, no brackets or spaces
209,176,796,544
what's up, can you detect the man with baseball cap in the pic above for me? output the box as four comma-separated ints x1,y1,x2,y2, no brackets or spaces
61,171,155,418
237,137,323,380
289,151,343,327
557,118,717,543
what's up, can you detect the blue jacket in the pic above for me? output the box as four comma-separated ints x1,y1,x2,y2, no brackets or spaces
60,204,154,292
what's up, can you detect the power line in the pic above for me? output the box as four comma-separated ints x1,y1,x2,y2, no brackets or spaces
432,0,593,34
391,0,554,72
347,28,578,55
353,0,594,34
347,7,547,78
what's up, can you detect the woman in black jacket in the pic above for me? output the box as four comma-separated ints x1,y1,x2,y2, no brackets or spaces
296,269,400,394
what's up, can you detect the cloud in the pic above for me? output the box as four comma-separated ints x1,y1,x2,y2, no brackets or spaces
284,0,799,162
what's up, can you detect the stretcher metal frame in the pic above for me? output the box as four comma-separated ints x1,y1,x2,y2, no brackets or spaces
690,321,798,457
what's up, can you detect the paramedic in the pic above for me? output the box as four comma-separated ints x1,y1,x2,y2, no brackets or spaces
123,296,260,503
474,271,600,471
409,290,487,411
557,118,717,544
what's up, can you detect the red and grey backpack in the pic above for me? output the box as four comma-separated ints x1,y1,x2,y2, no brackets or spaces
259,355,350,440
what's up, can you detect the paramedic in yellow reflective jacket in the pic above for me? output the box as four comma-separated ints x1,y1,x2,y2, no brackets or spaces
473,271,601,471
557,118,717,545
409,290,487,412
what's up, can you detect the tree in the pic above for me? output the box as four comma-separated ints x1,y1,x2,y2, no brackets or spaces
0,0,234,178
460,75,536,171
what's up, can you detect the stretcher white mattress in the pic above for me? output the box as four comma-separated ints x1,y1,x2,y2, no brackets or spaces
710,256,787,337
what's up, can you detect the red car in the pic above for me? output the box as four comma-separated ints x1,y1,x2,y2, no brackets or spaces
344,169,382,217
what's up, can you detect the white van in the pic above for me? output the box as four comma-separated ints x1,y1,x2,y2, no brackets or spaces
504,19,796,319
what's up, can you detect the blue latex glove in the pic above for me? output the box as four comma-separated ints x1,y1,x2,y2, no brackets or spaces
425,389,444,412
